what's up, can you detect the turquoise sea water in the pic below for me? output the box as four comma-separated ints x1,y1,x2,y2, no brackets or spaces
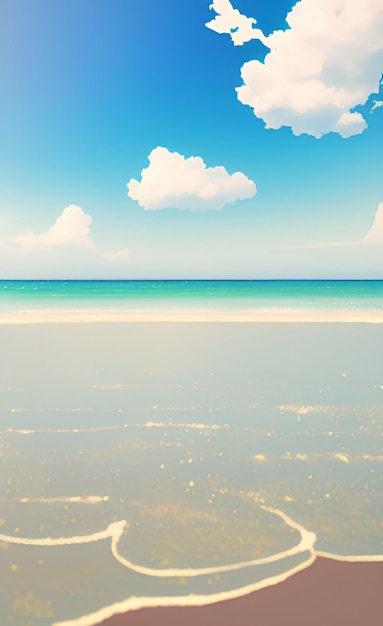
1,279,383,312
0,281,382,625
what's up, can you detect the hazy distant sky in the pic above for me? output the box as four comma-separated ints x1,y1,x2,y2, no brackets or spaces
1,0,382,278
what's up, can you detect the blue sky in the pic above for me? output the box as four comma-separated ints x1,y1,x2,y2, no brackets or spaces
0,0,382,278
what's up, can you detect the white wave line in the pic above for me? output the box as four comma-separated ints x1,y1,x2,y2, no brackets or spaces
0,521,126,547
4,505,381,626
50,513,383,626
3,426,122,434
0,507,315,577
52,554,317,626
110,505,317,578
316,550,383,562
2,421,228,435
0,496,109,504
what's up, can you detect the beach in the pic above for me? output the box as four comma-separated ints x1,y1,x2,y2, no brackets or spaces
98,557,383,626
1,286,382,625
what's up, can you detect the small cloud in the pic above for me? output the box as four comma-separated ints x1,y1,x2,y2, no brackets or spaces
205,0,267,47
9,205,94,250
371,100,383,112
127,146,256,212
6,204,129,261
208,0,383,138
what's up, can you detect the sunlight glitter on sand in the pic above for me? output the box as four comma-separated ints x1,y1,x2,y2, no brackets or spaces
2,319,382,626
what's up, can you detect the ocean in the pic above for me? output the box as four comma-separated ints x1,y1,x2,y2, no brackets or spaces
0,280,382,625
1,279,383,313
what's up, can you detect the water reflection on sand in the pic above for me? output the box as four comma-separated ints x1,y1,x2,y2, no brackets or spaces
0,322,382,625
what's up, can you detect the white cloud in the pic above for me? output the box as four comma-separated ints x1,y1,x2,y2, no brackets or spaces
10,205,94,250
205,0,267,47
126,146,256,211
208,0,383,138
362,202,383,244
7,204,129,261
371,100,383,112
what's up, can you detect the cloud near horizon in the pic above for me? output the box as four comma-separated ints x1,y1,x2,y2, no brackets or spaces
362,202,383,244
293,202,383,249
207,0,383,138
126,146,256,211
6,205,129,261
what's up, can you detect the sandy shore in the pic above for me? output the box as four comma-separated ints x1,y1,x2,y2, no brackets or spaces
1,308,383,323
98,557,383,626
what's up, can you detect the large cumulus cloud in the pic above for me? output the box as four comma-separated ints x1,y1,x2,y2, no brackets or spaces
127,147,256,212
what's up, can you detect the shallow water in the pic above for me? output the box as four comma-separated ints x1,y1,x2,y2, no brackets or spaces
0,322,382,625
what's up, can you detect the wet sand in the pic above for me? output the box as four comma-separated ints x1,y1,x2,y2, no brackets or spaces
99,558,383,626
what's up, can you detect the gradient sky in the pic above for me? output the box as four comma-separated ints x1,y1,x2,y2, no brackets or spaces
1,0,382,279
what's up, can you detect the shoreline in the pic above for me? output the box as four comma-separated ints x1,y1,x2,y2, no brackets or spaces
51,556,383,626
97,557,383,626
1,307,383,324
3,309,383,626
